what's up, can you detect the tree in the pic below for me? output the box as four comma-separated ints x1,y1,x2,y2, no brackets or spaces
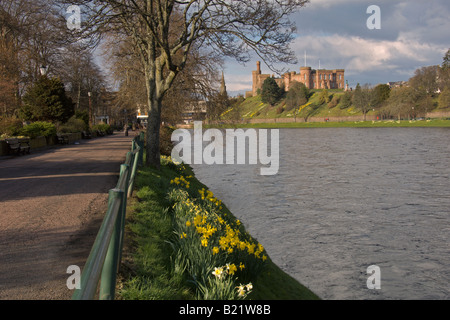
338,91,352,109
62,0,309,168
261,77,283,106
285,81,308,111
1,0,80,117
442,49,450,69
409,65,440,95
372,84,390,108
438,87,450,109
439,49,450,91
385,86,418,120
353,83,374,121
21,76,74,123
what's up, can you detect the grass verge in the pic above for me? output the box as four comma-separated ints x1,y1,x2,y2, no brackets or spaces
207,119,450,129
117,156,319,300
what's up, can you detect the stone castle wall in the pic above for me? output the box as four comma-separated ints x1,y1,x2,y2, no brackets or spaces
247,61,345,97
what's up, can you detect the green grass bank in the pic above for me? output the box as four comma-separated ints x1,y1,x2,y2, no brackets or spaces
209,119,450,129
117,156,319,300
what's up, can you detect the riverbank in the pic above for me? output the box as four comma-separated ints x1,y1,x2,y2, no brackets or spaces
201,119,450,129
117,156,319,300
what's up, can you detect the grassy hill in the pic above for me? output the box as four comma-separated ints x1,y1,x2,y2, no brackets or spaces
230,89,375,121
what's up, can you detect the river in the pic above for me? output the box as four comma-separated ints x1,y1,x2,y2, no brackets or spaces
191,127,450,300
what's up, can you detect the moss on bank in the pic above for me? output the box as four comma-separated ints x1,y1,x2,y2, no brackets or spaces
117,157,319,300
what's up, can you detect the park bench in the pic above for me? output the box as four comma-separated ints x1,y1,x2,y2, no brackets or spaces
96,130,106,137
82,131,92,139
5,138,31,155
57,133,69,144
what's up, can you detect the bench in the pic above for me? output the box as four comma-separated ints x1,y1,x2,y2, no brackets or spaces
96,130,106,137
82,131,92,139
5,138,31,155
57,134,69,144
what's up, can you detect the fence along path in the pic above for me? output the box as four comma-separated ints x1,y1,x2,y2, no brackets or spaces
72,132,144,300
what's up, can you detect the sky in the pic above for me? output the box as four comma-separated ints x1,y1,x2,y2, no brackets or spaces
223,0,450,96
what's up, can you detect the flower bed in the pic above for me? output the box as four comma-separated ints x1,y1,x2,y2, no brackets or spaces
165,158,267,299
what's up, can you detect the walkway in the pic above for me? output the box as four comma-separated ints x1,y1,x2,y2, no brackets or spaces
0,133,134,299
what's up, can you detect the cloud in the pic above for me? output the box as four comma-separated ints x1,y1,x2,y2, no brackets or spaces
291,34,446,84
224,0,449,91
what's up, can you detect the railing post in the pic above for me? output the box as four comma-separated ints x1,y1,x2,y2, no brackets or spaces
117,164,130,268
127,148,140,197
138,132,145,165
99,188,125,300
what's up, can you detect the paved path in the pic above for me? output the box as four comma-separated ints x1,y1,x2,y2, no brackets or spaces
0,133,134,299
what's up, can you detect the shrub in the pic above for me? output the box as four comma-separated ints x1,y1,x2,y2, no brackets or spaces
59,116,87,133
276,105,284,114
20,121,56,139
317,89,330,105
328,95,340,109
92,123,112,134
0,117,23,137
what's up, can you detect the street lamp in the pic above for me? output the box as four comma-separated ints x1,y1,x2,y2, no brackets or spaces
40,65,48,76
88,92,92,128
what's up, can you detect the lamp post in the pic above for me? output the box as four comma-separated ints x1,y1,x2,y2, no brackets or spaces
88,92,92,128
39,65,48,77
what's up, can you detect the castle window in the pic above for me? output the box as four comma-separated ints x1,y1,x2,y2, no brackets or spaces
304,74,306,80
319,75,322,80
339,74,342,80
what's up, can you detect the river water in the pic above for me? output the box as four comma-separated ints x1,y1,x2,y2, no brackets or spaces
191,128,450,300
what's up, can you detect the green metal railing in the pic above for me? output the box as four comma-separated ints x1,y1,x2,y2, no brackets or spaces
72,132,144,300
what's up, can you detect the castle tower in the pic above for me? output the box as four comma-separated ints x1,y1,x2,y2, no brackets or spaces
252,61,262,96
300,67,312,89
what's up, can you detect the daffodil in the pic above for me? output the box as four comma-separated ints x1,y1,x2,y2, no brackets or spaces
212,267,224,279
237,285,246,296
227,263,237,275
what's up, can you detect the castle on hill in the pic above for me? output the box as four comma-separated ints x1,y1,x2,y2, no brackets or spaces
246,61,346,97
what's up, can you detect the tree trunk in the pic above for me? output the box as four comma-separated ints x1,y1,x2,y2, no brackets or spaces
145,96,162,169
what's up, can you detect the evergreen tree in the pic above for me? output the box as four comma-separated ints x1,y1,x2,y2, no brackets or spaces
21,76,74,123
285,81,308,111
261,77,283,106
372,84,391,107
338,91,352,109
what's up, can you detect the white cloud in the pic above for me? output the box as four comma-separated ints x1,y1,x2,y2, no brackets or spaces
224,0,449,89
292,34,445,75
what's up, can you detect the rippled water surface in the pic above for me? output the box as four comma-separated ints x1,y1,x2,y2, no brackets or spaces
191,128,450,300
